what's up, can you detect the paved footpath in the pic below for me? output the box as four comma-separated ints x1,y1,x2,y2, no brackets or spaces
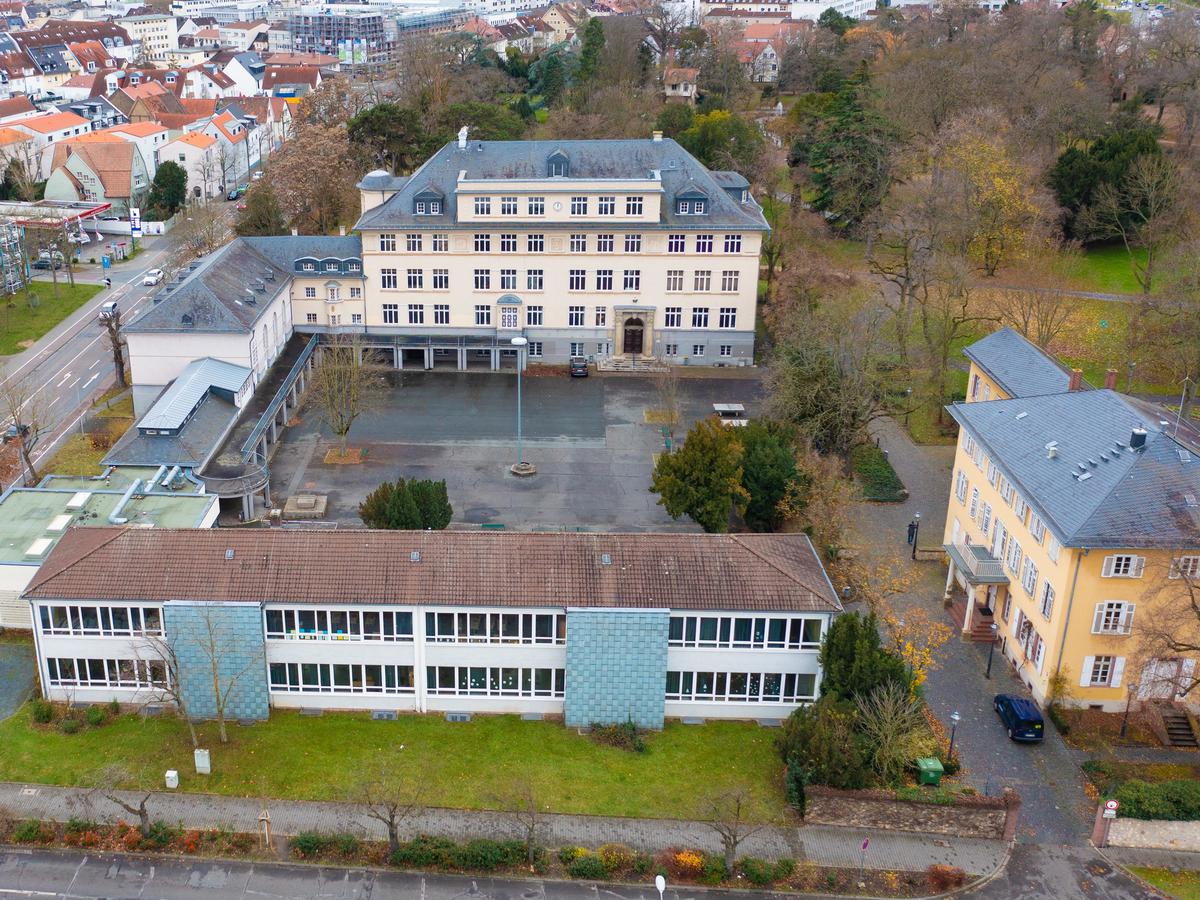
0,782,1007,876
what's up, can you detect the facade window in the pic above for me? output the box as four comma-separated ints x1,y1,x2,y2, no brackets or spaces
474,305,491,326
666,670,816,703
434,304,450,324
981,502,992,535
350,287,363,299
474,233,491,252
623,270,640,291
406,234,422,252
37,605,162,637
473,269,490,290
1092,601,1135,635
269,662,414,695
381,269,397,289
425,666,565,698
1088,655,1115,686
598,195,615,215
569,270,586,291
597,234,614,253
668,234,685,253
624,234,642,253
626,196,643,215
955,470,968,503
46,657,165,689
500,306,518,329
718,307,737,328
304,287,316,299
500,269,517,290
665,343,678,356
500,196,517,216
667,613,825,651
527,305,543,326
570,234,586,253
968,487,979,519
528,341,543,357
694,271,711,292
721,271,739,292
1030,513,1046,544
528,196,544,215
1021,558,1038,595
474,196,491,215
570,196,587,215
1040,582,1055,619
527,234,544,253
595,307,606,326
1102,554,1144,578
432,234,448,252
406,269,423,289
500,234,517,253
302,262,315,271
692,307,709,328
667,270,684,292
1006,538,1023,576
696,234,713,253
692,344,705,357
527,270,544,290
719,344,732,357
724,234,742,253
665,307,682,328
1048,534,1062,563
408,304,424,325
570,341,585,356
568,305,585,326
424,610,565,644
432,269,449,290
265,608,413,641
383,304,399,324
596,270,613,291
379,233,396,252
410,197,433,216
305,313,317,324
1172,556,1200,579
351,314,363,324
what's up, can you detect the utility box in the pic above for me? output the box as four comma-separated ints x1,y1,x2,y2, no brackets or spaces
194,749,211,775
916,757,944,786
165,770,179,790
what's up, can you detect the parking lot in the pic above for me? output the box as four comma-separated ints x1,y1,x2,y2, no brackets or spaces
268,370,763,531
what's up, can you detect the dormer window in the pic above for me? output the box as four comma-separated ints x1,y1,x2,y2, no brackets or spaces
547,149,568,177
301,261,315,271
325,261,338,272
87,61,95,71
678,199,706,215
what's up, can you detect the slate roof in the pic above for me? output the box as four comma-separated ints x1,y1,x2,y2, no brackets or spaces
354,138,769,232
25,528,843,613
102,393,238,468
948,389,1200,549
138,357,250,431
963,327,1077,398
241,234,362,272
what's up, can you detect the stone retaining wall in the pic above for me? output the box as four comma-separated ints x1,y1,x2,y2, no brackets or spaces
1107,817,1200,852
805,786,1019,841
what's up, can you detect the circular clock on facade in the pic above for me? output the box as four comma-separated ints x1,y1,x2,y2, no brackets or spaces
553,201,563,211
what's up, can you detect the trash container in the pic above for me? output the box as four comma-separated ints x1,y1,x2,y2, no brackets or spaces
165,770,179,790
916,757,944,786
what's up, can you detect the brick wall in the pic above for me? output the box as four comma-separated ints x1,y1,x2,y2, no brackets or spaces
564,609,668,730
805,786,1015,840
163,603,269,721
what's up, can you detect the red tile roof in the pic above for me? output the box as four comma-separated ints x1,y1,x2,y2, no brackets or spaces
26,527,843,612
0,94,34,119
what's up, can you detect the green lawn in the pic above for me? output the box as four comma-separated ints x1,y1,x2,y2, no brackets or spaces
1062,243,1145,296
1128,866,1200,898
42,434,107,476
851,443,907,501
0,281,102,356
0,706,789,821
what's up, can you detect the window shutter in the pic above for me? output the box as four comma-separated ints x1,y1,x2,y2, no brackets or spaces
1010,607,1020,638
1111,657,1125,689
1121,603,1136,635
1035,638,1046,674
1092,604,1104,634
1081,657,1094,687
1101,556,1115,578
1132,556,1146,578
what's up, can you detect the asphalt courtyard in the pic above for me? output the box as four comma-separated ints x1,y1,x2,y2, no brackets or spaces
269,370,763,530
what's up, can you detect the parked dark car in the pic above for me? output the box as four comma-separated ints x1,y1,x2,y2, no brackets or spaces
993,693,1044,742
569,356,589,377
3,422,29,444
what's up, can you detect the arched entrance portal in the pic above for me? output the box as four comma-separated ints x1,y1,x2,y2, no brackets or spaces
623,317,644,355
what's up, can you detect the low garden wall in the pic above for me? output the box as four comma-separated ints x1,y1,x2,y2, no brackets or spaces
804,786,1019,841
1107,818,1200,852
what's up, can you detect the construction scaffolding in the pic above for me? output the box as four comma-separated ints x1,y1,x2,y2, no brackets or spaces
0,222,22,296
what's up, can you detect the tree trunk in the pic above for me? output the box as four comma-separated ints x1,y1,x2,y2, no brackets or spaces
387,823,399,855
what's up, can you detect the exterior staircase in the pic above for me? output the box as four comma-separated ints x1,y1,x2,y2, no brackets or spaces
596,356,669,373
947,599,998,642
1162,710,1199,748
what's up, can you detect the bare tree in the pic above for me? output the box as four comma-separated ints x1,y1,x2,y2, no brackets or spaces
653,365,682,443
101,308,128,389
134,631,199,748
174,203,231,261
496,779,544,867
354,768,422,854
992,287,1073,349
307,335,387,455
0,367,52,486
192,606,265,743
698,786,767,876
91,763,153,837
1136,564,1200,700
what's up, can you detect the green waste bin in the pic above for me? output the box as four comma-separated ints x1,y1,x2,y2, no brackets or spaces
916,757,944,786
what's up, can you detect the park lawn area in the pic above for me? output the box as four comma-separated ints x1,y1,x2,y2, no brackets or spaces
42,435,106,476
0,281,102,356
1062,243,1145,296
1128,866,1200,899
851,443,907,501
0,706,789,821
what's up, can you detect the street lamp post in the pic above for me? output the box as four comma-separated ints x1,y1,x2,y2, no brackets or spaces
509,337,535,477
985,623,999,679
908,512,921,560
948,711,961,761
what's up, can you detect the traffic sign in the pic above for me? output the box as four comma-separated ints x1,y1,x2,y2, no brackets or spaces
129,207,142,237
1103,799,1120,819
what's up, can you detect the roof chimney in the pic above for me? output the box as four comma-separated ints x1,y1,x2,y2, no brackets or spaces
652,130,663,142
290,226,298,236
1068,368,1083,391
457,125,468,149
1104,368,1118,390
1130,427,1148,450
338,225,346,236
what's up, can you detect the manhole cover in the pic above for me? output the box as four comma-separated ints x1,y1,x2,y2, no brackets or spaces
20,788,38,796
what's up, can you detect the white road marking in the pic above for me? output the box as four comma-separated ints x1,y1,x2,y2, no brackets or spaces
82,373,98,388
88,359,100,370
56,373,71,387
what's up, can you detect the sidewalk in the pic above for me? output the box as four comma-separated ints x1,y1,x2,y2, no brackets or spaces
0,782,1008,875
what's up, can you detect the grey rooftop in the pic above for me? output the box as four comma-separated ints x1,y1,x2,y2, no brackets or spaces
963,326,1078,398
137,357,250,432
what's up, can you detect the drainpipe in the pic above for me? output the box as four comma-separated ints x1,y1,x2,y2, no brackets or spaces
92,466,116,481
161,466,181,489
149,464,167,487
1053,548,1089,681
107,479,142,524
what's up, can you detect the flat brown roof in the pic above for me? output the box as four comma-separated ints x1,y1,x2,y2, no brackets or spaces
26,527,842,613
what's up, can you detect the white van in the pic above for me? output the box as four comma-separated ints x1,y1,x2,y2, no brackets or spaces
99,300,118,320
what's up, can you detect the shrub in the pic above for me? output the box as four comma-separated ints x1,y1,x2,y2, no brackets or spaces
699,852,726,885
108,699,121,716
567,853,608,880
773,858,796,880
558,845,585,864
59,717,80,734
739,857,775,886
333,833,360,856
927,864,966,890
1047,705,1072,736
597,842,635,874
11,820,45,843
65,817,97,835
1115,779,1200,820
290,831,329,859
453,838,508,871
30,700,53,724
851,444,907,502
631,852,654,876
667,848,704,880
85,705,106,727
146,821,176,847
588,720,647,753
391,834,456,869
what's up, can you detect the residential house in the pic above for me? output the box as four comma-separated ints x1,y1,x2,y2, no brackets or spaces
18,42,74,88
217,18,268,51
265,21,290,53
182,62,237,98
0,48,41,98
24,527,841,725
26,20,135,62
219,49,264,94
119,12,179,56
44,134,151,214
538,2,587,45
262,50,337,70
0,92,36,123
159,128,218,198
259,62,318,97
105,120,169,176
0,124,36,184
942,326,1200,715
66,39,118,74
10,110,91,178
663,66,698,104
735,40,780,82
57,96,126,130
200,106,254,186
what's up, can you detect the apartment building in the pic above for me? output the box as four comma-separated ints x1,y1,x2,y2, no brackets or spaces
120,13,180,56
301,134,767,368
25,528,841,726
942,327,1200,712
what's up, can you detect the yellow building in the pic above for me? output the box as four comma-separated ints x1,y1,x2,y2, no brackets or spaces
942,328,1200,713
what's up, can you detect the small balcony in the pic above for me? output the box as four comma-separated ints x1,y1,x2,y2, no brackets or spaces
944,540,1008,585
